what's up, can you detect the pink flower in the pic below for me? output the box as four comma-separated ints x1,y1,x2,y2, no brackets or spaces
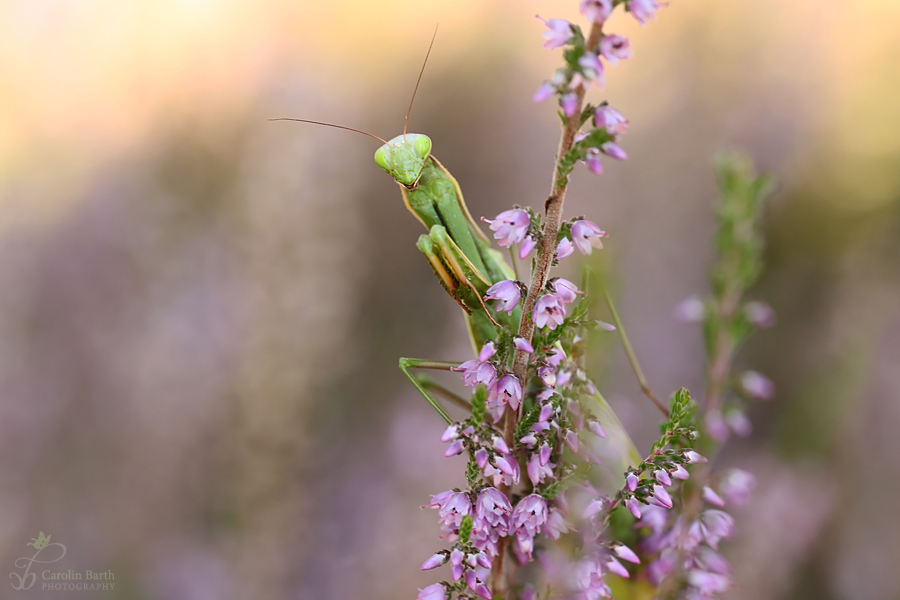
605,556,630,578
582,498,606,519
744,301,776,328
703,486,726,507
684,450,707,464
454,341,497,388
585,148,604,175
670,464,690,480
485,280,522,314
512,495,548,536
551,278,580,303
687,570,731,594
705,409,730,444
533,81,555,103
561,93,579,117
600,34,633,65
537,16,573,49
490,453,521,486
537,404,554,426
417,583,447,600
443,439,464,457
719,469,755,506
674,295,705,322
519,235,537,259
474,492,510,529
580,0,613,24
424,490,453,510
421,553,447,570
511,495,548,561
533,294,567,330
625,472,639,491
556,237,575,259
576,556,611,598
726,410,752,437
491,374,523,412
741,370,775,399
700,509,735,549
483,209,529,247
539,442,552,465
571,219,608,255
655,469,672,487
546,347,566,367
451,548,465,580
514,336,534,353
455,358,496,389
473,488,512,556
538,364,556,388
588,420,607,439
527,452,554,485
601,141,628,161
438,492,472,531
625,497,642,519
613,543,641,564
544,507,569,539
440,424,459,442
564,430,579,452
578,52,605,88
648,484,673,509
628,0,662,25
477,341,497,362
594,104,628,137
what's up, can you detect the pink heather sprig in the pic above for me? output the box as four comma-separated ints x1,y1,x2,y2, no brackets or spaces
615,388,703,519
407,3,774,600
633,156,773,598
422,320,617,597
532,0,668,180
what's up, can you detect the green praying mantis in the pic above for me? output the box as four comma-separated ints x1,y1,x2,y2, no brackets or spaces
274,31,641,478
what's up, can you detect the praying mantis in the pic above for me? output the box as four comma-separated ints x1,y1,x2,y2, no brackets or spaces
274,30,641,476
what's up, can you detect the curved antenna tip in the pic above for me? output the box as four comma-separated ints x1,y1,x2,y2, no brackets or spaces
404,24,439,137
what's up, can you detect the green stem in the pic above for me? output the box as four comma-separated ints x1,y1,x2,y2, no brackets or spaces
508,246,520,281
600,283,669,417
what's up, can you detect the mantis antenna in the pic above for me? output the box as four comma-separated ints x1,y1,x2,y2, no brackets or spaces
404,24,439,138
268,119,388,144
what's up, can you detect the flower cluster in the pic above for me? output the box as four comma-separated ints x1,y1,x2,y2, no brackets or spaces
421,487,555,599
417,319,615,598
634,467,754,598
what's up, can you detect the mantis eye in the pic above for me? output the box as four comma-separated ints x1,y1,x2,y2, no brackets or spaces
374,145,392,172
414,135,432,159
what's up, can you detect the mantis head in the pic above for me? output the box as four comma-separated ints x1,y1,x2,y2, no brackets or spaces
374,134,433,188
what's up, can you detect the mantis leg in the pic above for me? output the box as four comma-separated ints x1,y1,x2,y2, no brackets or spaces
417,375,472,411
398,358,469,424
416,227,504,350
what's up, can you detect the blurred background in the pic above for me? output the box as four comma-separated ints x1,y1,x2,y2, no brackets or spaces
1,0,899,598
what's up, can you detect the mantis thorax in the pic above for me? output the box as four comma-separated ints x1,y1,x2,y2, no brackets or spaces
374,134,433,188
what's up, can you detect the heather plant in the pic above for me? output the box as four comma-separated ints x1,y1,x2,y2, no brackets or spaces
396,2,775,599
279,1,773,598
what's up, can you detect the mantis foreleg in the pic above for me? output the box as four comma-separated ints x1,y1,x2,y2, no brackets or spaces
398,358,470,424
